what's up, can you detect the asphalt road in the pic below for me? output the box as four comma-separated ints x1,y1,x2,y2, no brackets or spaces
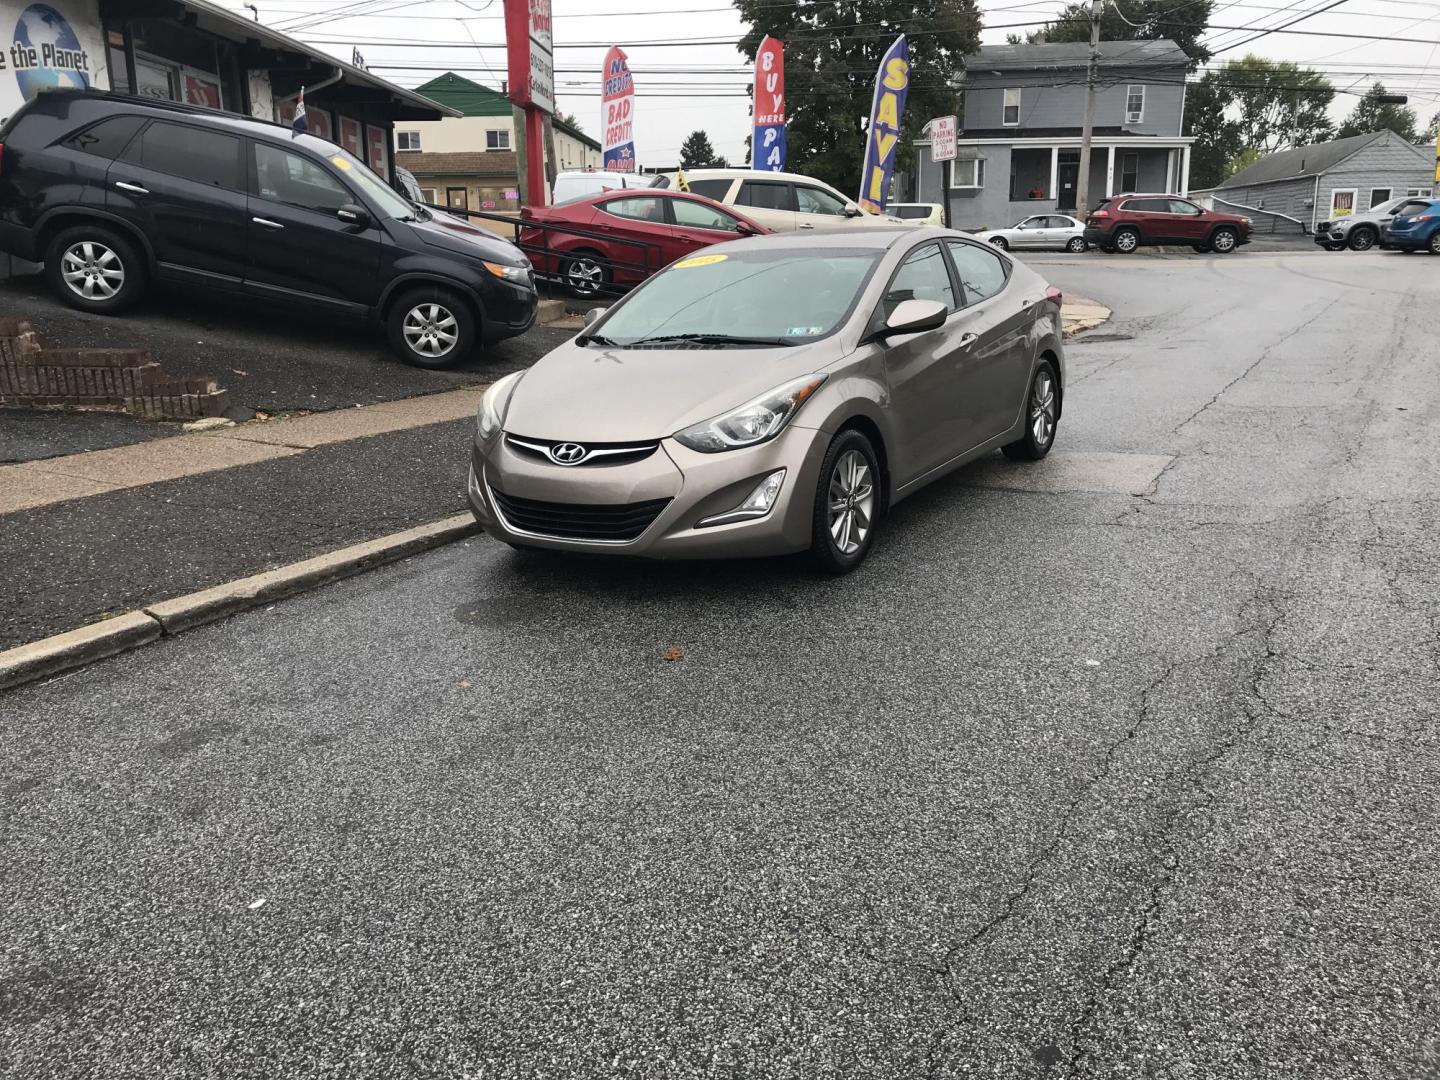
4,251,1438,1079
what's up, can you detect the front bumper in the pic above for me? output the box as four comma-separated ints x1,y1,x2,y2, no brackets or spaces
477,275,539,341
466,425,830,559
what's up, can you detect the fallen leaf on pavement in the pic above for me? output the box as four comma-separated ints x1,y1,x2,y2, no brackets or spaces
662,647,684,662
231,369,249,376
459,679,472,689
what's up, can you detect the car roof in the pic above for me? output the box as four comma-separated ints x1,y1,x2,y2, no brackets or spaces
668,167,836,185
725,226,958,252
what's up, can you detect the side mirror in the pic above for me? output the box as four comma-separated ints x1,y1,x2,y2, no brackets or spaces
337,203,371,228
583,307,607,327
844,204,863,218
734,221,759,236
880,298,947,338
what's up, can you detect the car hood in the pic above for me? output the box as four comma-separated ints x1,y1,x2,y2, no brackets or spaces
501,338,840,442
404,212,527,264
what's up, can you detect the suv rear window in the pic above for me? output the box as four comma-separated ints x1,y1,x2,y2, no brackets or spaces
1122,198,1170,213
124,121,242,190
63,116,146,159
1395,200,1432,217
736,180,795,211
687,178,732,201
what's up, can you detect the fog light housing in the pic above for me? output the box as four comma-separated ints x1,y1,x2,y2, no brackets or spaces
696,469,786,528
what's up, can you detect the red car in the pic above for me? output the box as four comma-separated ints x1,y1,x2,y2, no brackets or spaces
520,189,769,296
1083,194,1252,255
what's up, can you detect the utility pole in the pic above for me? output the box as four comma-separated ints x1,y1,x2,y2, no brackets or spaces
512,103,529,208
1074,0,1104,217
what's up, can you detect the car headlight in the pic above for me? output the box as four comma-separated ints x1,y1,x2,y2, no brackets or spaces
476,370,523,441
673,374,828,453
484,260,530,283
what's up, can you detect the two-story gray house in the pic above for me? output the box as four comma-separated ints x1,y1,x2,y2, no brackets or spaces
913,39,1196,231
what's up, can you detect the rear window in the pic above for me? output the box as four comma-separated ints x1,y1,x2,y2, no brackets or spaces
1395,201,1433,218
688,178,733,201
62,115,146,159
1121,198,1170,213
736,180,795,212
892,205,932,219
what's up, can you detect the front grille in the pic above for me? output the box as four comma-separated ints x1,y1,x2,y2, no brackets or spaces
490,488,670,542
505,433,659,467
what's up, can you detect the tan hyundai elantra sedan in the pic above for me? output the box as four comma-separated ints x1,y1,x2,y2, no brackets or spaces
468,228,1066,573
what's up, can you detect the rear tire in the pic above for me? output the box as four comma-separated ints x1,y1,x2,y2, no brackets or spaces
810,429,881,575
563,249,610,297
1429,233,1440,255
1112,228,1140,254
44,225,147,314
988,235,1010,251
1065,236,1087,253
1002,360,1059,462
1209,226,1239,254
387,285,476,369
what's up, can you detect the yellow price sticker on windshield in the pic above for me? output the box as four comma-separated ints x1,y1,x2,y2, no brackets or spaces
331,156,353,171
674,253,727,269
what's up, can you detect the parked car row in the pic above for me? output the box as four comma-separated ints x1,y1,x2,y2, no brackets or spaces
1316,196,1440,254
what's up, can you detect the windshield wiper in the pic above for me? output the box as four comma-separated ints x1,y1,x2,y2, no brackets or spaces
625,332,796,347
579,333,617,347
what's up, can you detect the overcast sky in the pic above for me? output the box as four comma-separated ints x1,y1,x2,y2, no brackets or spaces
216,0,1440,169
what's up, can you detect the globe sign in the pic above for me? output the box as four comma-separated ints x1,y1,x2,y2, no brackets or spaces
14,4,91,102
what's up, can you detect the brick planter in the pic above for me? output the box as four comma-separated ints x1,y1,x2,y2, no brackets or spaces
0,319,229,420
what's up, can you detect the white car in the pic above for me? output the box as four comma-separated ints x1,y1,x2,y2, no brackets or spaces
976,214,1089,253
652,168,909,233
889,202,946,226
552,169,659,204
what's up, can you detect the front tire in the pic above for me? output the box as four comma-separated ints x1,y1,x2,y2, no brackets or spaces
1347,226,1377,252
387,286,476,369
810,430,880,575
563,249,609,297
1066,236,1087,253
1002,360,1059,462
988,235,1010,251
1209,226,1239,254
45,225,147,314
1112,228,1140,254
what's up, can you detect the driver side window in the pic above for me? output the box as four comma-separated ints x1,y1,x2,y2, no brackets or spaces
795,185,848,216
254,143,350,213
883,242,957,318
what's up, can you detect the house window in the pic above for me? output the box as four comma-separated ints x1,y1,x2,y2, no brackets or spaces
1407,187,1433,197
1126,85,1145,124
1329,189,1357,218
1369,188,1392,208
951,158,984,188
446,187,469,210
1002,88,1021,126
396,131,421,152
486,129,511,151
421,188,438,203
1121,152,1139,192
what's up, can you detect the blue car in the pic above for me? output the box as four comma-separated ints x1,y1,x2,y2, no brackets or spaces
1381,197,1440,254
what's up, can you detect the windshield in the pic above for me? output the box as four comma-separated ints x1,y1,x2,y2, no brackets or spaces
326,147,418,220
592,248,882,347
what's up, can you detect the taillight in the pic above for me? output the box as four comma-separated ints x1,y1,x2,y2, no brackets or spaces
1090,209,1109,220
0,141,6,176
1416,214,1434,222
1045,285,1063,307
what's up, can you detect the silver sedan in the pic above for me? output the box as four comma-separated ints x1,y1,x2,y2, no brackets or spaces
975,213,1089,253
468,228,1066,573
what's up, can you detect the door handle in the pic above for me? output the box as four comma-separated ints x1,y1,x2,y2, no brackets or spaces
115,181,149,195
252,217,285,230
959,332,978,348
798,223,815,229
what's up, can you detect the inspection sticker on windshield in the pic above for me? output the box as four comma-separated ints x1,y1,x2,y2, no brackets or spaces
675,253,727,268
331,156,353,171
787,326,822,336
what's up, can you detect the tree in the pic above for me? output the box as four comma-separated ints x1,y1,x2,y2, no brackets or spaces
1427,109,1440,143
1222,54,1334,154
1224,146,1262,180
1026,0,1213,69
680,130,727,168
1336,83,1418,142
1183,71,1242,190
734,0,981,194
556,112,583,132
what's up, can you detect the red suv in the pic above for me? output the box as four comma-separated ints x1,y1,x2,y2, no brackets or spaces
1084,194,1251,255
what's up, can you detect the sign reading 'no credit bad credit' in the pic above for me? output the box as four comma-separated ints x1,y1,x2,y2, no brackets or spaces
503,0,552,114
602,45,635,172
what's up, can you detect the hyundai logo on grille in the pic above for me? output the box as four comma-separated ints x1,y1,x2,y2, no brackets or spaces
548,442,588,465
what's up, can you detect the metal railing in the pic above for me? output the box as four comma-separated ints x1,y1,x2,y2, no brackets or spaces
1206,195,1309,235
419,203,665,298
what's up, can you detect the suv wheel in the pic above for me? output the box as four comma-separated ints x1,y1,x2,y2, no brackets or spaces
1347,226,1377,252
387,286,476,369
1112,228,1140,254
1209,227,1239,254
45,225,146,314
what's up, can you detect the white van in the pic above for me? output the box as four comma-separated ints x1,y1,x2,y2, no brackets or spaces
651,168,912,233
552,170,659,204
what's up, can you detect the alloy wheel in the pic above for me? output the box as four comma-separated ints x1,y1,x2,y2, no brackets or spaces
567,258,603,295
1066,237,1086,253
61,241,124,300
402,302,459,358
1430,233,1440,255
1212,229,1237,253
1030,369,1057,447
989,236,1009,250
1115,230,1139,253
827,449,875,557
1348,228,1375,251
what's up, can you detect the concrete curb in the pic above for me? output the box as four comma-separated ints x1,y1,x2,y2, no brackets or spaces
1062,295,1112,338
0,513,480,692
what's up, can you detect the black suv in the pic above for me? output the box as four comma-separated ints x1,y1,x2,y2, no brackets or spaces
0,91,538,368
